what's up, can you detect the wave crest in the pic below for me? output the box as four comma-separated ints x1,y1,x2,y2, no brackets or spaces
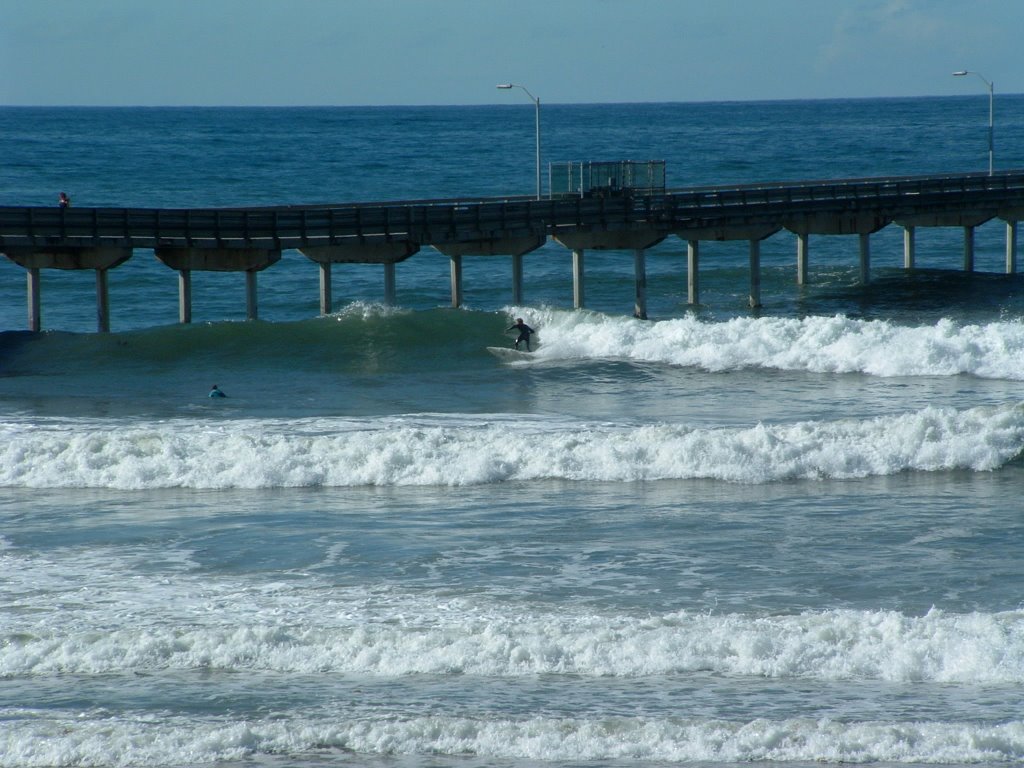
0,403,1021,489
528,311,1024,379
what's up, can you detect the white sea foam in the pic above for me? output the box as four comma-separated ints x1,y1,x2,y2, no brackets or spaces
0,402,1020,489
5,606,1024,683
520,309,1024,379
3,541,1024,684
3,709,1024,766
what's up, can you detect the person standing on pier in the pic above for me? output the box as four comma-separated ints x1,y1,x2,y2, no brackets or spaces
58,192,70,208
507,318,535,351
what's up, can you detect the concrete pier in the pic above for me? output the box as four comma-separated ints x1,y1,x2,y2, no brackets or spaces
300,241,420,313
3,246,132,331
554,230,664,316
785,210,889,287
673,224,778,307
433,234,544,308
154,247,281,322
2,169,1024,330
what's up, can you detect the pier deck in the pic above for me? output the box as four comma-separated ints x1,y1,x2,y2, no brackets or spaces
2,170,1023,330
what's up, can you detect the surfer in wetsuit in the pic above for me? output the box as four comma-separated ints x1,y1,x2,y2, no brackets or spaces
209,384,227,398
507,318,535,351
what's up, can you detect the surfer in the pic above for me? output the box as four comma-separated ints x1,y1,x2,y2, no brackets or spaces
507,318,535,351
209,384,227,398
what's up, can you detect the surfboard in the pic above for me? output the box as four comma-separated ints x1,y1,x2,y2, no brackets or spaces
487,346,535,361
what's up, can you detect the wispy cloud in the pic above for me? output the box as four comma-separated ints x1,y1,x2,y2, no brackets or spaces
818,0,951,68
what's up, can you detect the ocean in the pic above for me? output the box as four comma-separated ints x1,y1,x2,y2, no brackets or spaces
2,97,1024,768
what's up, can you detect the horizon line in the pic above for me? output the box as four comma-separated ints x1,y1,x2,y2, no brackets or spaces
3,92,1022,110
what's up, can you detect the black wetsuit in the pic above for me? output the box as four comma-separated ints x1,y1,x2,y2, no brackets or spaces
507,322,534,351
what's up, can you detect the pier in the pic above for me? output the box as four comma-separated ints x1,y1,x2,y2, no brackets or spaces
2,169,1023,331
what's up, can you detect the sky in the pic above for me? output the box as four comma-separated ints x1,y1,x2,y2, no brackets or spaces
1,0,1021,106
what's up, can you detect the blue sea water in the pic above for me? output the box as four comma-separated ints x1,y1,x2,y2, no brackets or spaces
2,97,1024,767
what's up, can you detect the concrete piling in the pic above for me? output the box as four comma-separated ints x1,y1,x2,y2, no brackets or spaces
572,249,585,309
903,226,916,269
1007,221,1018,274
859,233,871,285
964,226,976,272
749,240,761,309
634,248,647,319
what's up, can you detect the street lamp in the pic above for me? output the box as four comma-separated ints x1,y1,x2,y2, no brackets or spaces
497,83,542,199
952,70,994,175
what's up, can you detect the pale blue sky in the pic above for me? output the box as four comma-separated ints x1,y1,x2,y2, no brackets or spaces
2,0,1020,106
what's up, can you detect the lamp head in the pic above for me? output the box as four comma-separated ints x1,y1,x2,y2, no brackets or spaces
952,71,969,76
496,84,513,89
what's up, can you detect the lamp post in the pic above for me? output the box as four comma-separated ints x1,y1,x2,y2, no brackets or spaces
497,83,542,199
952,70,994,175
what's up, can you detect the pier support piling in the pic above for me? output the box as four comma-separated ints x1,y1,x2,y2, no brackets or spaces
512,253,524,305
673,226,777,310
319,262,332,315
1007,221,1018,274
687,240,700,305
431,235,542,306
859,233,871,285
245,271,259,320
749,239,762,308
903,226,916,269
154,246,280,323
27,268,40,332
572,249,585,309
384,262,396,306
449,254,463,308
796,234,809,286
298,242,418,309
96,269,110,333
634,248,647,319
178,270,192,324
963,226,975,272
2,246,132,332
553,231,662,312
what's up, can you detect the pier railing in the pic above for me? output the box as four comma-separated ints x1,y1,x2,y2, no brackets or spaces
3,170,1023,250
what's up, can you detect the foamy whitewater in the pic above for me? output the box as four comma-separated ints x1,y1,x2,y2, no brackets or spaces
3,99,1024,767
535,311,1024,379
1,402,1022,488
